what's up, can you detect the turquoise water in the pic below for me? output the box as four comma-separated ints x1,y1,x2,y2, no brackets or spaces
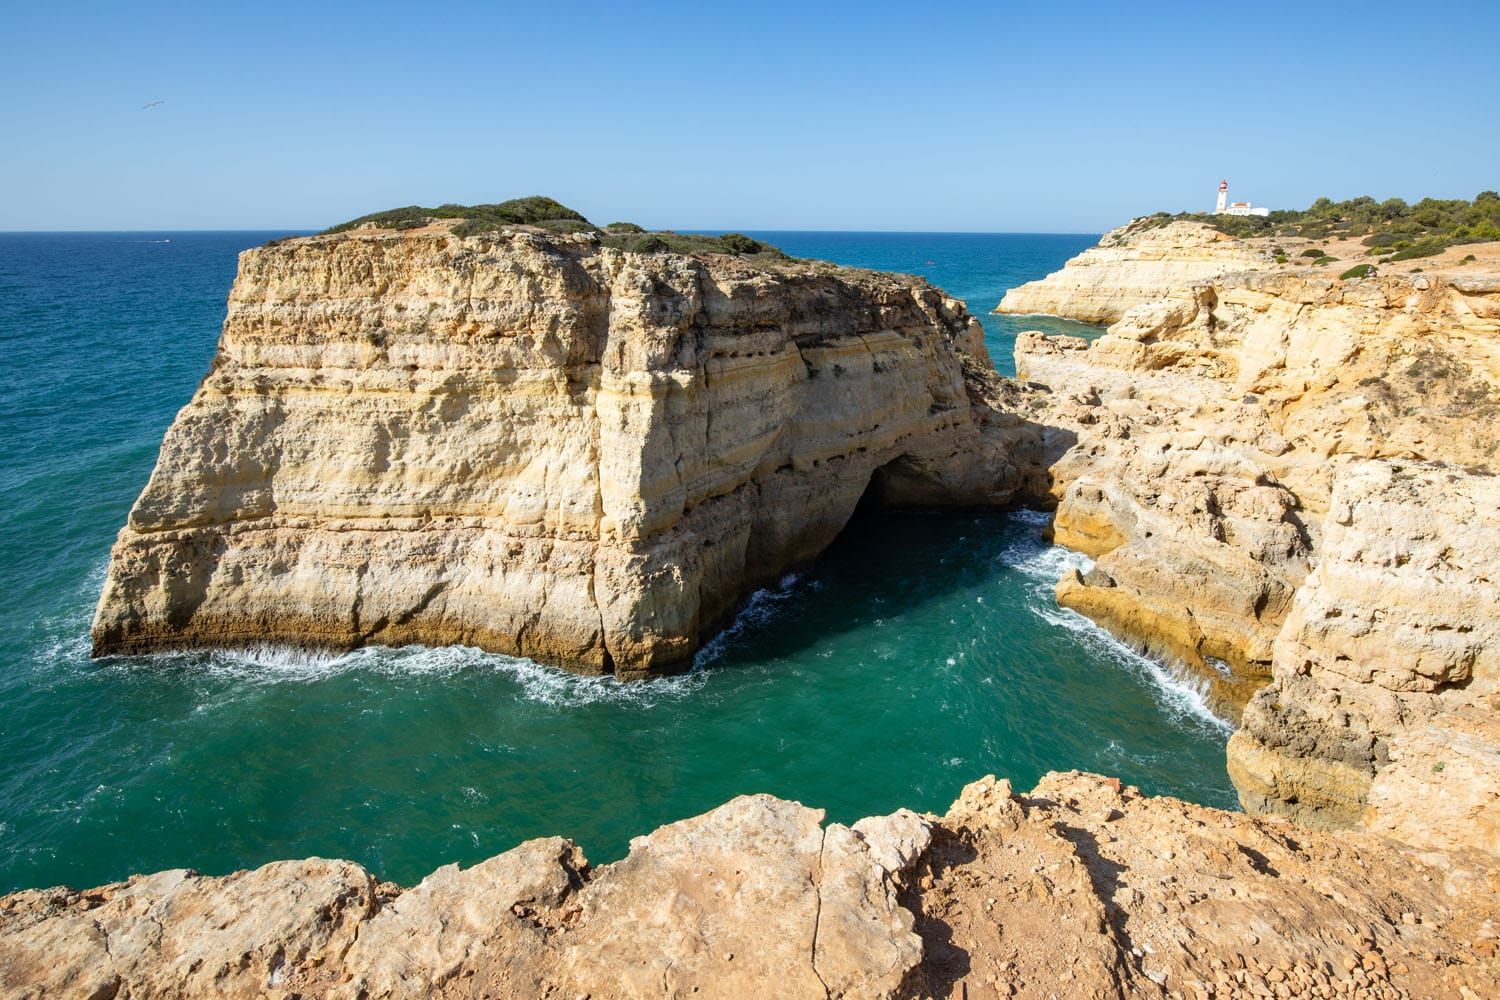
0,231,1233,895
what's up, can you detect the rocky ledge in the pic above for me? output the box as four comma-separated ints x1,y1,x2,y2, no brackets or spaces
5,772,1498,1000
1005,218,1500,838
91,220,1037,677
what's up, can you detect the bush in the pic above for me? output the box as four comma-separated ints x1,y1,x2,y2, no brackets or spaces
323,196,593,236
1462,254,1478,263
1340,264,1376,279
320,199,794,264
1388,242,1443,261
718,232,764,254
1314,255,1338,264
1171,190,1500,257
1300,248,1325,258
631,235,669,253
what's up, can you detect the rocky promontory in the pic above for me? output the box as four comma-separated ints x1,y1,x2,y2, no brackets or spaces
1006,217,1500,839
91,209,1036,677
995,219,1278,325
6,772,1498,999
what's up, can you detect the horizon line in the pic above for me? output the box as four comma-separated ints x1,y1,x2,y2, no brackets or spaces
0,226,1105,237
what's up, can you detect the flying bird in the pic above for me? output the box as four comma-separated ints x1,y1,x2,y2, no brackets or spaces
142,100,165,109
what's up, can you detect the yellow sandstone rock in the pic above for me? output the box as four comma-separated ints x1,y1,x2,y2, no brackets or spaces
1009,218,1500,843
91,228,1036,676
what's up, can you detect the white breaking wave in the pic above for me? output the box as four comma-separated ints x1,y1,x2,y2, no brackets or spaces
999,510,1231,733
93,641,711,709
692,573,806,669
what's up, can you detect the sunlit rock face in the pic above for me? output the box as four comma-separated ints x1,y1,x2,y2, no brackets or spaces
1010,215,1500,841
995,218,1277,325
91,227,1036,676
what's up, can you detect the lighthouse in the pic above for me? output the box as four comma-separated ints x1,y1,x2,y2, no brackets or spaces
1213,179,1271,217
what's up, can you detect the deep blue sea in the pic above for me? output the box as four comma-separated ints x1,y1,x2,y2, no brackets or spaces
0,230,1234,895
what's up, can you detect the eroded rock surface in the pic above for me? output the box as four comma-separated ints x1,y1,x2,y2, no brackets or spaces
1007,219,1500,836
91,227,1036,676
995,219,1277,325
5,776,1497,999
1228,462,1500,835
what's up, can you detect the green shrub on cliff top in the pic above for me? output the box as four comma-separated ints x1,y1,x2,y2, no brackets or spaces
321,200,792,262
1340,264,1377,279
1164,190,1500,257
322,197,592,236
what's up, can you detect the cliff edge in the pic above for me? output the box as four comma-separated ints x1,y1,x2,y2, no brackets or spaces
91,213,1036,677
5,772,1497,999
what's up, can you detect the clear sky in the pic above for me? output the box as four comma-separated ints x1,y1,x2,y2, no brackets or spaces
3,1,1496,232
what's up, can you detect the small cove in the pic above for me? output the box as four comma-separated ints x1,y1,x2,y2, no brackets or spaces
0,230,1234,893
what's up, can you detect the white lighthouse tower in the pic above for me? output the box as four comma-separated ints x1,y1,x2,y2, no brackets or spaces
1215,179,1228,214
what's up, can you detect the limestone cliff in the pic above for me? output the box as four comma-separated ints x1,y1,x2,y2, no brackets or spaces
1228,461,1500,839
4,773,1497,1000
91,225,1033,676
995,219,1277,325
1008,218,1500,840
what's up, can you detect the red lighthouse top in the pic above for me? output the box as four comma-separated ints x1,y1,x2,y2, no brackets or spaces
1219,180,1229,191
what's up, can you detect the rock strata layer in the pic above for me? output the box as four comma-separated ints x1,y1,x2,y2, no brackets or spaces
1007,218,1500,838
91,227,1034,676
5,773,1498,1000
995,219,1277,325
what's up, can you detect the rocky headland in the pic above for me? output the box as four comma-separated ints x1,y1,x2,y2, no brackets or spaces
10,204,1492,997
91,212,1036,677
1002,218,1500,840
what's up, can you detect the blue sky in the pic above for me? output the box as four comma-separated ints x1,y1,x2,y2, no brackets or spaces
2,1,1496,232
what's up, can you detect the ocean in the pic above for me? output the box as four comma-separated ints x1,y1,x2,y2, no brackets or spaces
0,230,1235,895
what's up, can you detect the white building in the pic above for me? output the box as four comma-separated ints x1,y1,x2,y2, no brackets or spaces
1214,180,1270,217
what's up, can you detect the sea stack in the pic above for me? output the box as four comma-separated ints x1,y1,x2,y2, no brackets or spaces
90,210,1036,676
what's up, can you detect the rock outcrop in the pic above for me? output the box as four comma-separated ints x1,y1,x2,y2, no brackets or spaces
1227,461,1500,837
5,774,1498,1000
1007,218,1500,838
995,219,1277,325
91,225,1035,677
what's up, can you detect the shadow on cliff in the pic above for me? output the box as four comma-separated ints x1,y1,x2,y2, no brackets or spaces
697,420,1075,672
895,827,977,999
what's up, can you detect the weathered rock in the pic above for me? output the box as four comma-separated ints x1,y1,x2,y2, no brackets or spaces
995,219,1276,324
0,859,376,999
6,776,1498,999
1228,460,1500,835
91,227,1036,677
1010,218,1500,836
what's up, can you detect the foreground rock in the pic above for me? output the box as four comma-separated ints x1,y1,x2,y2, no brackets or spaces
4,773,1497,999
91,221,1036,677
1007,218,1500,838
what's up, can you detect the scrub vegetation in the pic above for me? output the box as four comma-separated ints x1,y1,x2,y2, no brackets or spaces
321,198,789,259
1140,190,1500,257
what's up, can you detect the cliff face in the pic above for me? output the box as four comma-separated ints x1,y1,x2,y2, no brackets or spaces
5,773,1497,1000
92,228,1032,676
995,219,1277,325
1009,219,1500,839
1228,461,1500,839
